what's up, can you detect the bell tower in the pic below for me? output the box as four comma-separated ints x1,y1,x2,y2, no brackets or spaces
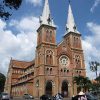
64,2,86,76
36,0,57,67
37,0,56,46
34,0,58,97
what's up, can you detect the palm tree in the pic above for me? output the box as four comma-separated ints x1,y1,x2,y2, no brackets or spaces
82,77,92,92
89,61,100,78
73,76,84,93
73,76,92,92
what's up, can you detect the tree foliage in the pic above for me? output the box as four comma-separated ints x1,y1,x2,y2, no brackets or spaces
95,75,100,83
0,73,6,93
89,61,100,78
73,75,92,92
0,0,22,20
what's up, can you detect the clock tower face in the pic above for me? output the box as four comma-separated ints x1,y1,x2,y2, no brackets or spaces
59,55,69,66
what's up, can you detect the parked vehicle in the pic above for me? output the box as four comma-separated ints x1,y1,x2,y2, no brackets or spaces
86,93,97,100
40,94,53,100
0,92,10,100
23,94,34,99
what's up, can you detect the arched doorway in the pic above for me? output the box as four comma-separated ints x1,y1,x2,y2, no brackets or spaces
61,80,68,97
45,81,52,96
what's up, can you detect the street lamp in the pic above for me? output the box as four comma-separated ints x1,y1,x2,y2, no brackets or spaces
89,61,100,78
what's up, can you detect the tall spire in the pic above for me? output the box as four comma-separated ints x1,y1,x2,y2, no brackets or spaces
39,0,55,27
65,2,79,34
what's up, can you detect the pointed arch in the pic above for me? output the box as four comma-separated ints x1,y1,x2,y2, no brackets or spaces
45,80,53,96
75,55,81,68
46,50,53,65
46,30,49,42
49,50,53,65
46,55,49,65
61,80,69,97
46,30,52,42
50,31,52,42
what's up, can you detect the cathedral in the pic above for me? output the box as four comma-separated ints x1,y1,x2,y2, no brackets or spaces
4,0,86,98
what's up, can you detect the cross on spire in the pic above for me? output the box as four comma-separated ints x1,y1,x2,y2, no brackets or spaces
69,0,70,4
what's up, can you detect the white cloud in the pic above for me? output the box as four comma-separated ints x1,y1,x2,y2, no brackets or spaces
0,19,6,29
0,17,39,75
82,22,100,79
26,0,42,6
10,17,39,32
0,18,100,80
90,0,100,12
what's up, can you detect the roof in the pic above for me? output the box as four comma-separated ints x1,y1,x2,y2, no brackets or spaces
11,59,35,69
39,0,55,27
65,3,79,35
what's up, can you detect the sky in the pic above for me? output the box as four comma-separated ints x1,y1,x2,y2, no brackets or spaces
0,0,100,79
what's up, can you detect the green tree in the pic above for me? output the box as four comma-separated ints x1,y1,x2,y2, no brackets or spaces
82,77,92,92
0,73,6,93
89,61,100,92
0,0,22,19
73,76,92,92
94,75,100,91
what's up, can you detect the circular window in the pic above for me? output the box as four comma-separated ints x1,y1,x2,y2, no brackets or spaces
59,55,69,67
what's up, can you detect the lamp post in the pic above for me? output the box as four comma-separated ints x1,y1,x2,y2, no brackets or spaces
89,61,100,78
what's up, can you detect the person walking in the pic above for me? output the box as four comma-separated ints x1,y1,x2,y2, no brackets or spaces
72,90,87,100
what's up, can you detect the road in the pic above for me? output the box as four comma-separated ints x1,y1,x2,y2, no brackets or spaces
13,97,71,100
13,97,40,100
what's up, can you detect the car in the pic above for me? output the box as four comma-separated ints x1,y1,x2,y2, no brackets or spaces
0,92,11,100
86,93,98,100
40,94,54,100
23,94,34,99
40,95,48,100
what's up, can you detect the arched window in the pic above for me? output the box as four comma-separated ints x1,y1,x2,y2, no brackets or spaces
46,30,49,42
46,55,49,65
64,68,67,73
67,70,69,73
50,68,52,74
61,69,63,72
73,37,76,46
61,80,68,97
46,50,53,65
45,81,52,95
73,37,79,47
50,31,52,42
75,55,81,68
46,30,52,42
50,55,53,65
46,68,49,74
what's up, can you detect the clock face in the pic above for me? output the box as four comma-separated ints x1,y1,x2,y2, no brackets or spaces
59,55,69,66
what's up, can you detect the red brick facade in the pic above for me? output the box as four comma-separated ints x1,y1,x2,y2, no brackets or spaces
4,1,86,97
4,23,86,98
